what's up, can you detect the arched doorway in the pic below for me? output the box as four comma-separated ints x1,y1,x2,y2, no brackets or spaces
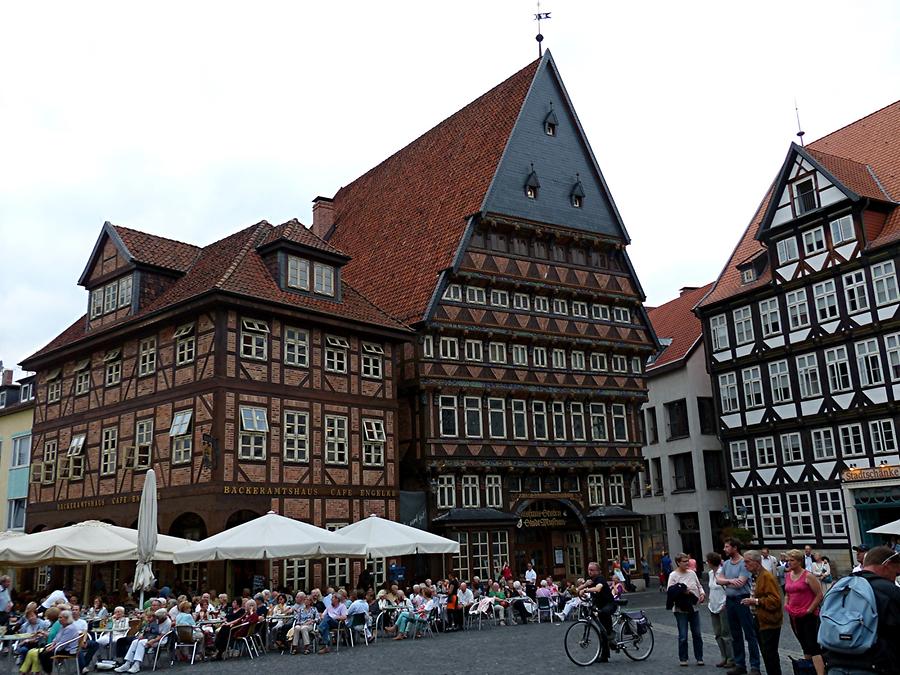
169,513,208,541
223,510,263,596
512,499,589,579
225,510,261,529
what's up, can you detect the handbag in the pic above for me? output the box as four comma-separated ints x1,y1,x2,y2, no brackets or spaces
789,657,816,675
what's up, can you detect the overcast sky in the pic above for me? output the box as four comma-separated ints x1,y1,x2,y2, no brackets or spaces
2,1,898,377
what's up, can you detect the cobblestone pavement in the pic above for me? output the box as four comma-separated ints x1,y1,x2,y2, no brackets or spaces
156,592,806,675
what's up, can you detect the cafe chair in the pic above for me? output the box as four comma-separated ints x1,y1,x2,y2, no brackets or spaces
51,632,87,674
536,596,557,624
170,625,202,666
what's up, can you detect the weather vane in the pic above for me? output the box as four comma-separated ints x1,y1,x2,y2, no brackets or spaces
534,1,551,57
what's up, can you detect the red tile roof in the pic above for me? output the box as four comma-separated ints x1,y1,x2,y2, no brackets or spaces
327,58,541,324
646,283,713,372
257,218,348,258
112,225,201,273
25,221,410,364
699,100,900,309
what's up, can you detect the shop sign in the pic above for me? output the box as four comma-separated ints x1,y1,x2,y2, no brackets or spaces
56,495,141,511
518,507,567,528
222,485,398,498
841,465,900,483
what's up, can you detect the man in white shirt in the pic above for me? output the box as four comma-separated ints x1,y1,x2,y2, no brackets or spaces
759,548,777,574
803,545,815,572
851,544,869,573
40,589,68,611
524,562,538,600
457,582,474,615
71,605,88,633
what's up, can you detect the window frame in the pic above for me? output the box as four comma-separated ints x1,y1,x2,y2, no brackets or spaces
283,327,310,368
240,318,269,360
843,269,870,314
324,414,349,464
283,410,310,463
802,227,826,255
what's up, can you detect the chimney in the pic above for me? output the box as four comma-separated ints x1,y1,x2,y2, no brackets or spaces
2,369,12,386
679,286,700,297
311,196,335,240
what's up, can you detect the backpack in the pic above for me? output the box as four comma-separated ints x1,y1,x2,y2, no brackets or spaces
817,575,878,654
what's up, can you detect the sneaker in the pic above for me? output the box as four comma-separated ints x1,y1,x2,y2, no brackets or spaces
554,612,565,622
127,664,141,674
114,664,131,673
317,647,330,654
681,662,689,667
697,661,705,666
726,668,747,675
715,662,728,668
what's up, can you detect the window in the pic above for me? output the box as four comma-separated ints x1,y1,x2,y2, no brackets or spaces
11,435,30,469
718,372,739,413
463,397,482,438
839,423,865,457
758,298,781,336
534,296,549,313
552,349,566,369
776,237,799,264
886,332,900,379
571,351,586,370
325,523,350,588
742,269,755,284
75,360,91,396
730,440,749,469
240,319,269,360
533,346,547,368
552,298,568,315
511,344,528,366
471,531,490,580
284,328,309,367
174,323,195,365
325,335,349,373
437,475,455,509
869,419,897,454
703,450,726,489
796,354,821,398
511,399,528,439
508,475,522,493
283,411,309,463
856,339,884,386
672,453,695,491
361,342,384,379
66,433,86,480
90,289,103,318
645,407,658,444
103,283,118,313
105,360,121,387
590,403,607,441
490,289,509,307
793,178,817,215
570,402,586,441
787,492,815,537
313,263,335,296
422,335,433,358
513,293,530,310
733,496,756,535
786,289,810,329
755,437,777,467
742,366,763,409
813,280,839,321
463,339,483,362
593,304,611,321
461,475,480,508
830,215,855,245
133,419,153,469
118,275,132,307
781,432,803,463
613,307,631,323
604,525,636,565
443,284,462,302
6,499,25,531
587,475,605,506
20,383,33,401
768,360,792,403
439,395,458,437
697,396,717,436
466,286,487,304
239,406,269,460
733,306,754,345
451,532,469,577
551,401,566,440
590,353,607,371
170,410,193,464
665,399,689,438
138,338,156,376
440,337,459,360
491,531,510,575
100,428,117,475
487,399,507,439
41,440,57,483
324,415,348,464
818,490,846,537
631,356,642,374
758,494,785,539
812,428,836,460
844,270,869,313
488,342,507,364
47,369,62,402
572,301,588,318
872,261,900,306
532,400,548,440
484,474,502,508
283,559,309,594
651,458,663,494
803,227,826,255
820,346,851,394
287,255,310,290
612,404,628,442
710,315,729,350
362,419,386,466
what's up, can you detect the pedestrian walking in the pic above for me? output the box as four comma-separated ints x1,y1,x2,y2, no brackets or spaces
716,538,761,675
742,550,782,675
641,556,651,589
783,550,824,675
667,552,705,667
706,552,735,669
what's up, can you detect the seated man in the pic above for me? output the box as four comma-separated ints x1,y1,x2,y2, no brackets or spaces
456,582,474,627
535,580,554,599
346,591,372,640
115,609,171,673
36,609,81,674
317,593,347,654
487,582,509,624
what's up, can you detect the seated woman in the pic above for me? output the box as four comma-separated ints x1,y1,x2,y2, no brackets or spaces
85,597,109,626
174,601,204,658
228,599,260,650
391,588,434,640
508,581,533,625
487,581,509,624
211,599,244,660
13,610,50,666
289,594,319,655
95,606,130,656
383,590,412,636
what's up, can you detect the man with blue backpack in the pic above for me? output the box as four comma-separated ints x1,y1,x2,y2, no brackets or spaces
818,545,900,674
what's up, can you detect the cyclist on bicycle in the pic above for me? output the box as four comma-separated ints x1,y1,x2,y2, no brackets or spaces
579,561,616,663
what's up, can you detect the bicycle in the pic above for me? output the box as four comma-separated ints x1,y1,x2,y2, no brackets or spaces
563,597,654,666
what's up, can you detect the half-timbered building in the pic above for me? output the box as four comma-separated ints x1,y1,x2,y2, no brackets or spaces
21,220,411,593
318,51,657,580
695,102,900,567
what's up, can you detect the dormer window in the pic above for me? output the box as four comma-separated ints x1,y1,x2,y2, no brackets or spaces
571,174,585,208
741,269,755,284
287,256,310,290
793,177,817,215
90,274,133,319
314,263,335,296
525,164,541,200
544,106,559,136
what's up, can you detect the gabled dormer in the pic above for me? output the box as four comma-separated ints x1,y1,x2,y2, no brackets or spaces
256,218,351,303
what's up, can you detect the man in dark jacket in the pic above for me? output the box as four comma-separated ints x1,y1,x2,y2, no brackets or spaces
823,546,900,674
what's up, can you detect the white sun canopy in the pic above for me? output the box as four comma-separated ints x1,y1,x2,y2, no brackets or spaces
334,514,460,557
172,511,367,564
0,520,193,566
868,518,900,536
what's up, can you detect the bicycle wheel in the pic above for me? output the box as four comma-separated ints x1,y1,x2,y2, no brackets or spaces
615,617,654,661
564,620,602,666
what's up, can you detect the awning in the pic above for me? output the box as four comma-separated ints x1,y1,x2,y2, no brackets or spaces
432,508,520,526
586,505,644,521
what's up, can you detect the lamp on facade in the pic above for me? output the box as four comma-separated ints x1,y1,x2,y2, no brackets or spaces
720,505,732,523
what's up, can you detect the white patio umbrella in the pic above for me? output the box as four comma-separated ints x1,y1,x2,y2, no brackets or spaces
334,514,460,557
868,518,900,536
133,469,159,608
172,511,367,563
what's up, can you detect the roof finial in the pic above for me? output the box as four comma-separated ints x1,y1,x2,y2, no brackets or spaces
534,1,551,58
794,98,806,147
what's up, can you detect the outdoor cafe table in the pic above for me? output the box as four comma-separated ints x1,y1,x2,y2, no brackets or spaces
266,615,293,649
89,627,124,662
373,605,402,641
0,634,30,673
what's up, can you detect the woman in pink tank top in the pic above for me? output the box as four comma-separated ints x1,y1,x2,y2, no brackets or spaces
784,549,825,675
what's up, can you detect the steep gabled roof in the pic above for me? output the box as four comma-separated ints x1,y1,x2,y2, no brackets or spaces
327,57,542,323
699,100,900,309
25,221,410,365
113,225,202,273
257,218,349,259
646,283,713,373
